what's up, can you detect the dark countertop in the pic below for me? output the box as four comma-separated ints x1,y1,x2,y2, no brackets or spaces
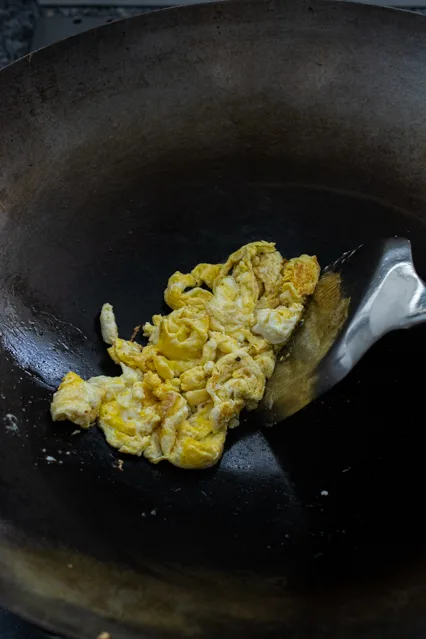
0,2,144,69
0,0,39,68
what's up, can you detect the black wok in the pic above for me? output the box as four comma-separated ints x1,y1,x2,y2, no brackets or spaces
1,1,426,637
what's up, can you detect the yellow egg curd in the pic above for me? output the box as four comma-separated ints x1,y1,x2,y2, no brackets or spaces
51,242,320,469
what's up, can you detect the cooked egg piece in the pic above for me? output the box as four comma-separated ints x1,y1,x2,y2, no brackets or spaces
281,254,320,304
100,303,119,345
253,303,304,345
51,372,105,428
155,307,209,361
167,403,227,469
254,249,285,309
168,428,227,470
97,374,162,456
207,350,265,430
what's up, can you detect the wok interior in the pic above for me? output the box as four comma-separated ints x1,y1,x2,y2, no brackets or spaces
2,1,426,636
3,164,426,630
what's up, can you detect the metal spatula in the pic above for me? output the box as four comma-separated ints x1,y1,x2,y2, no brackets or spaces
263,237,426,424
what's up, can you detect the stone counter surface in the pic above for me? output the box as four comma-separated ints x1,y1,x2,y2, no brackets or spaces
0,2,143,68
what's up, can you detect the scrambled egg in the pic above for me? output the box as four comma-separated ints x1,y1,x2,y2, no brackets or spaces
51,242,320,469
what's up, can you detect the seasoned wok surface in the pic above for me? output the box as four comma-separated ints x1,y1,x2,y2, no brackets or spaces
2,1,426,637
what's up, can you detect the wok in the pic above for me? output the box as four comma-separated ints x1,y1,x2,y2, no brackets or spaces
1,0,426,637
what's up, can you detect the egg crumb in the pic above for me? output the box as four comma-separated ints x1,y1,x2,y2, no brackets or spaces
50,242,319,469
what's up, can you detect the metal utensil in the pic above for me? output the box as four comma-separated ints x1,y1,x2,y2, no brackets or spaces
264,237,426,422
